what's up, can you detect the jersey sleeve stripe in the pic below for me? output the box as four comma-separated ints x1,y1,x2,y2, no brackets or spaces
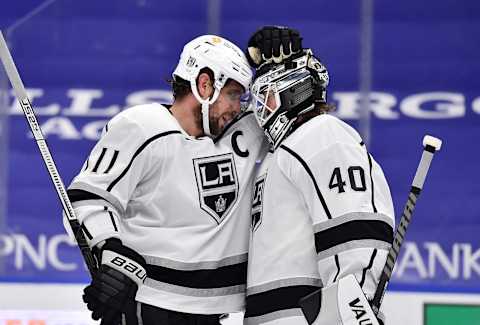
279,144,332,219
106,209,118,231
144,253,247,270
366,151,378,213
145,261,247,289
244,309,305,325
316,239,391,261
333,254,341,282
80,223,93,240
247,277,323,296
83,158,89,171
144,278,245,297
67,189,104,202
360,142,378,213
245,285,319,318
359,248,378,288
107,130,182,192
104,149,119,174
313,212,394,233
69,181,125,214
314,219,393,254
92,147,107,173
67,188,121,215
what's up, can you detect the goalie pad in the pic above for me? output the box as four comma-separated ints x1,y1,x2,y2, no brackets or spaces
298,274,379,325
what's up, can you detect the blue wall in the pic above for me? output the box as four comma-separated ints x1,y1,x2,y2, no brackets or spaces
1,0,479,293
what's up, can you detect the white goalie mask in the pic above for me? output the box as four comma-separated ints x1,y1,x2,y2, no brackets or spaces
173,35,253,137
250,50,329,149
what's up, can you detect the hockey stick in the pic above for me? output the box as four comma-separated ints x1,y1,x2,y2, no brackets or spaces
0,31,97,276
371,134,442,315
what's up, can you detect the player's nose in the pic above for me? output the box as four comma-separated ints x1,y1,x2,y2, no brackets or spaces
232,99,241,114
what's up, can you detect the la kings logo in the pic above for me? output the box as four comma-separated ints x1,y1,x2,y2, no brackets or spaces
193,153,239,224
251,175,266,231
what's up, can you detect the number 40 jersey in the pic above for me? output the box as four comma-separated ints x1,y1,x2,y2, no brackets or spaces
245,114,395,325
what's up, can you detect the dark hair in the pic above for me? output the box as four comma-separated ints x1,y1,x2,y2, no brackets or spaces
168,68,215,101
290,102,336,133
315,101,336,114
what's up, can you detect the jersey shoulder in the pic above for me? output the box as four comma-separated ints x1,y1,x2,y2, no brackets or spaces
113,103,183,138
276,114,364,178
283,114,363,153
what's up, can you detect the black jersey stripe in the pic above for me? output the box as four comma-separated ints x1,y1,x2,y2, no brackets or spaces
104,150,119,174
360,142,377,213
92,147,107,172
107,209,118,231
360,249,378,287
333,254,341,282
279,144,332,219
367,152,378,213
67,189,105,202
245,285,319,318
315,219,393,254
107,130,182,191
81,223,93,240
146,261,247,289
213,111,253,144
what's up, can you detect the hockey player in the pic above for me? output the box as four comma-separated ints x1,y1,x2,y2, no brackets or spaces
63,35,273,325
243,46,395,324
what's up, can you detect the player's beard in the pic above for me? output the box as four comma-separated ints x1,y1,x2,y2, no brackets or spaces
209,111,237,136
193,104,231,136
208,100,237,136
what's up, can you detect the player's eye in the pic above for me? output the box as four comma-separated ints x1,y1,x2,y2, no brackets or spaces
226,90,243,101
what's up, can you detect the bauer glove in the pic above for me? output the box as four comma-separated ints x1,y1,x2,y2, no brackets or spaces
83,238,146,325
246,25,303,68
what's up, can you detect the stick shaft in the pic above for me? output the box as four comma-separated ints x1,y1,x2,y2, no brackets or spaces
371,147,437,314
0,31,97,276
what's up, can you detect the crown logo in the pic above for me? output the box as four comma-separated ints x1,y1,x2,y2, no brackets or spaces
186,56,196,67
215,195,227,213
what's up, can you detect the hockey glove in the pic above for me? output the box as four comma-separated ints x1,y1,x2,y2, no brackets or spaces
246,25,303,68
83,238,147,325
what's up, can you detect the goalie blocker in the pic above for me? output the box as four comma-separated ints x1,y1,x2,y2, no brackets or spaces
299,274,380,325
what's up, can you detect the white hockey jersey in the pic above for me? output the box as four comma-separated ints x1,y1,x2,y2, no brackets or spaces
65,103,267,314
244,114,395,324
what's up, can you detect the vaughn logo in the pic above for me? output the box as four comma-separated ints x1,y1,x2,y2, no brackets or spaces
251,174,266,231
193,153,239,223
348,297,376,325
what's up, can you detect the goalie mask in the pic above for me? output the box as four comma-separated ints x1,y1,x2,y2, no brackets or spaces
250,50,329,149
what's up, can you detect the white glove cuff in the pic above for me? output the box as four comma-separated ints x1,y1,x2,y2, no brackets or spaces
102,250,147,286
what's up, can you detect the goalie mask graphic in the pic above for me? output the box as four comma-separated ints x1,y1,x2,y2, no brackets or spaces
250,50,329,149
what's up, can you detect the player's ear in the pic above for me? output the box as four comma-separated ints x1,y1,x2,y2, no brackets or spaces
197,73,214,99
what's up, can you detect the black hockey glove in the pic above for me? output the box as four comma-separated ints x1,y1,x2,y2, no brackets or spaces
246,25,303,68
83,238,147,325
